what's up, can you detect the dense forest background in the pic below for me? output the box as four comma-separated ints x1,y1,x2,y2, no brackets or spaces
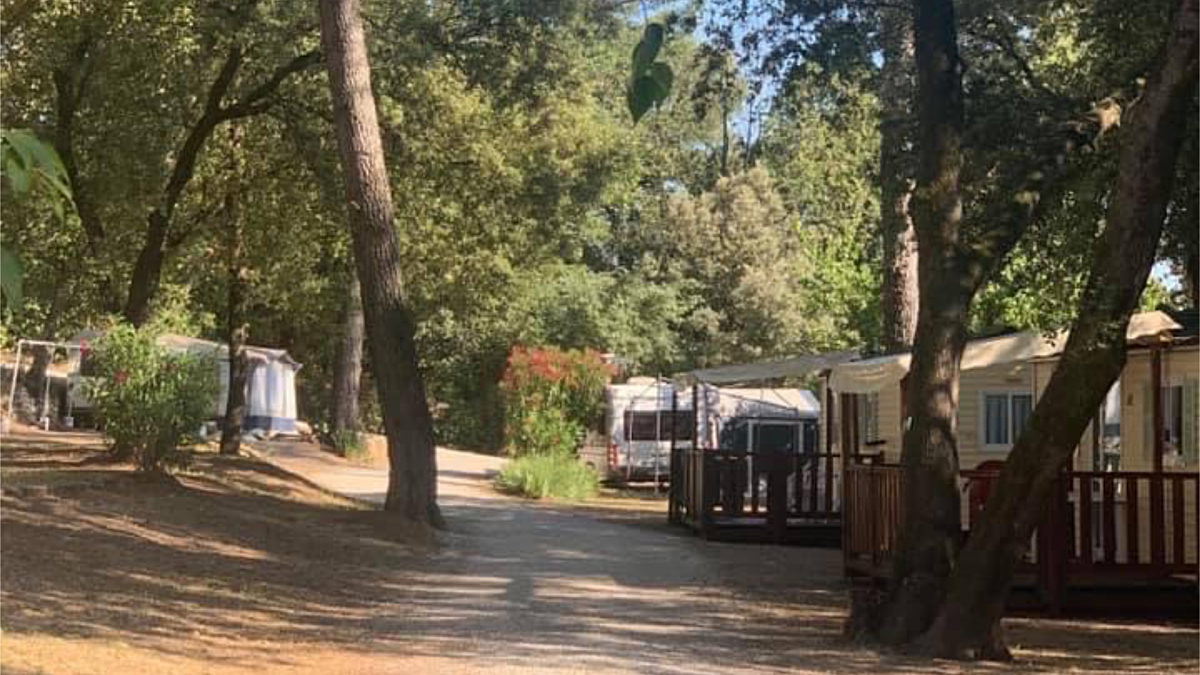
1,0,1192,450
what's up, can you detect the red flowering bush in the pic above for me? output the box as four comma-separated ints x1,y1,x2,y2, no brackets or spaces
500,346,612,458
83,325,217,471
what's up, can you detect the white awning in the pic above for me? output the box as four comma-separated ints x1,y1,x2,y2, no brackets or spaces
677,350,858,385
829,310,1181,394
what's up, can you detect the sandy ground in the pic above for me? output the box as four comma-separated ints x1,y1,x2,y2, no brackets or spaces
1,428,1197,674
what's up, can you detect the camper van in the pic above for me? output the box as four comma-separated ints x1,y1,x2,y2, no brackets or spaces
604,378,693,482
603,378,820,483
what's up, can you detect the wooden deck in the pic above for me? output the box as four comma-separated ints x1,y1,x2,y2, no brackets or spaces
668,447,847,544
843,464,1200,617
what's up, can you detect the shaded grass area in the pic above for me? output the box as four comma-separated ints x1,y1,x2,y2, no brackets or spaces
0,439,435,673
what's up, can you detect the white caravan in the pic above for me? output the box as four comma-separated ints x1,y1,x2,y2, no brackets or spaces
604,378,821,483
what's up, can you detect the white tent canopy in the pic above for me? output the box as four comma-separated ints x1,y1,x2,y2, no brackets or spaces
677,350,858,386
829,310,1182,394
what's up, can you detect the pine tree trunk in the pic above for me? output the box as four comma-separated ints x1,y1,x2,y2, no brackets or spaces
920,0,1198,657
331,269,364,434
319,0,441,526
869,0,969,645
220,124,249,456
879,6,919,352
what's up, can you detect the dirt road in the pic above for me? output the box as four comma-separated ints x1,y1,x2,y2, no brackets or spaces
252,441,1198,674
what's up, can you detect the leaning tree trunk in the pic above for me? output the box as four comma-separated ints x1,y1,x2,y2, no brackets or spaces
879,5,919,353
868,0,970,645
220,124,249,456
319,0,441,526
919,0,1199,658
330,269,364,436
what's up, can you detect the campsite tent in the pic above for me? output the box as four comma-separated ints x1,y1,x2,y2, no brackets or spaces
69,332,302,435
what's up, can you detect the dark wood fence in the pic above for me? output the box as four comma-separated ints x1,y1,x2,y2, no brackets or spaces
843,464,1200,609
670,447,846,543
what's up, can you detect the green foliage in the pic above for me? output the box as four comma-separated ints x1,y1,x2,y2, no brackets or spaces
83,325,217,472
495,453,599,500
1,129,73,216
628,23,673,122
1,246,23,308
500,346,612,457
0,128,74,308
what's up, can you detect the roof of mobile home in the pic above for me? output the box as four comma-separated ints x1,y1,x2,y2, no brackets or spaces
828,310,1183,394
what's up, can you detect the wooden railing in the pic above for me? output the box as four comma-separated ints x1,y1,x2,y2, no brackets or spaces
842,463,906,576
669,447,847,541
843,464,1200,605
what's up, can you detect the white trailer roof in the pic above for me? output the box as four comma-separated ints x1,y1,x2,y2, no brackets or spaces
828,310,1181,394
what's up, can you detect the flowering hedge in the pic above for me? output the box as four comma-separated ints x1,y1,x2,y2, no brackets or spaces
83,325,217,472
500,346,612,458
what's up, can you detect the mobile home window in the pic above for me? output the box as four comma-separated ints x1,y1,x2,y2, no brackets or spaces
857,392,880,443
1160,383,1198,467
983,392,1033,451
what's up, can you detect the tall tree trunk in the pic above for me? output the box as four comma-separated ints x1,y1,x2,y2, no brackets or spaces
869,0,969,645
920,0,1198,658
220,124,249,456
319,0,441,526
123,211,169,326
331,269,364,435
879,6,919,352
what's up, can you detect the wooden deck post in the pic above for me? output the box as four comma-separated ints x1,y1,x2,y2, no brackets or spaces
1150,346,1166,570
668,387,679,525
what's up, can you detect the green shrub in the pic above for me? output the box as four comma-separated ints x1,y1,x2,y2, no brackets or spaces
495,453,599,500
83,324,217,472
500,346,612,457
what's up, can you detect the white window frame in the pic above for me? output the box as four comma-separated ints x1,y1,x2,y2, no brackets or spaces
980,390,1034,452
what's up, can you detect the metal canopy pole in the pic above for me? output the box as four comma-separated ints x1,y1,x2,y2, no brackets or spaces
6,340,24,417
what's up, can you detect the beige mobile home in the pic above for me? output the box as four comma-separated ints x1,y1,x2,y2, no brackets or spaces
821,309,1197,473
833,309,1198,612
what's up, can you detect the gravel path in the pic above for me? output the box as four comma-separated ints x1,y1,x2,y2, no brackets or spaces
251,441,1199,674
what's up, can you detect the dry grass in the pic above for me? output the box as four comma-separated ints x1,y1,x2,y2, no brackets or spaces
1,429,1196,674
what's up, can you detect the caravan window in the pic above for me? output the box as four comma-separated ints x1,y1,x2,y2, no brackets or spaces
625,410,693,441
755,423,799,454
625,412,660,441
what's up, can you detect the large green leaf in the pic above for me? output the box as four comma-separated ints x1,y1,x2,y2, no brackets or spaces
648,62,673,95
1,245,23,307
627,24,673,124
627,73,670,123
631,23,664,75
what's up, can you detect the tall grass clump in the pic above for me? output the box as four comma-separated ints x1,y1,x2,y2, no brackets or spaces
496,453,598,500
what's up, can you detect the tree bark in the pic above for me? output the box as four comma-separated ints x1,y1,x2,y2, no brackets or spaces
879,6,919,352
319,0,441,526
920,0,1198,658
331,269,364,434
220,124,249,456
865,0,969,645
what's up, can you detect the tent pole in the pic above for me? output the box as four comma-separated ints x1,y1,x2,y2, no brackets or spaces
7,340,23,418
